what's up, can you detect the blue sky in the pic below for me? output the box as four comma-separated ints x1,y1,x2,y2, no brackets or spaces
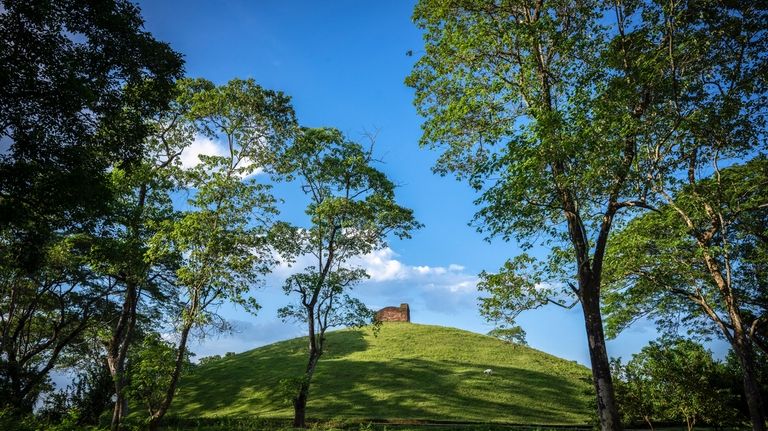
135,0,725,366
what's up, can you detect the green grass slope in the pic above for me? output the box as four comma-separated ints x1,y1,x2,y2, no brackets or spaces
171,323,594,425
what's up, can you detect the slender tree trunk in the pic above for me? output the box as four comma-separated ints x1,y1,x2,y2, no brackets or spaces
581,278,623,431
147,320,194,431
644,415,654,431
293,383,309,428
293,352,320,428
107,282,138,431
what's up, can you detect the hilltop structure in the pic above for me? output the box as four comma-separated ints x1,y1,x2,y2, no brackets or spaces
375,303,410,322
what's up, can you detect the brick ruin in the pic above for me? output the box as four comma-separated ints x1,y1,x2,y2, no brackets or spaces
374,303,411,322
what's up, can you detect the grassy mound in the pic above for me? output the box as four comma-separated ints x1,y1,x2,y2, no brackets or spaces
171,323,594,425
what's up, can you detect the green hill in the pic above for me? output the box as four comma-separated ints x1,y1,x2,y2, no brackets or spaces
171,323,594,425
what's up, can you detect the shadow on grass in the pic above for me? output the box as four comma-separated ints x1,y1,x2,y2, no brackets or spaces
173,329,591,424
174,330,370,416
308,357,591,424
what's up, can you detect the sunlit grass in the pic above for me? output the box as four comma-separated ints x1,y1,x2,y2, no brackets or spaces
170,323,594,425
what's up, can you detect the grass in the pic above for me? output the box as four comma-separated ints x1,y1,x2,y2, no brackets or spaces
159,418,594,431
170,323,594,425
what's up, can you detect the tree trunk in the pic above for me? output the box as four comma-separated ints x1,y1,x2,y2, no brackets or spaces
5,360,31,414
293,352,320,428
109,395,127,431
581,278,623,431
147,322,193,431
107,282,138,431
733,336,767,431
643,415,654,431
293,383,309,428
700,250,767,431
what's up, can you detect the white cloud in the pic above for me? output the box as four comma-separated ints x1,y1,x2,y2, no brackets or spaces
272,251,316,277
180,135,227,169
357,248,407,281
351,247,474,290
180,134,263,178
265,245,480,318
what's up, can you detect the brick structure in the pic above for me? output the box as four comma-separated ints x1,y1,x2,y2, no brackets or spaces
375,303,410,322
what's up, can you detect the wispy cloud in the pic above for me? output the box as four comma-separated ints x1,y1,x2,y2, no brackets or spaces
351,247,475,290
349,247,480,315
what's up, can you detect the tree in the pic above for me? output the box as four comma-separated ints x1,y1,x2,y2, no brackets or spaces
407,1,658,428
611,357,659,430
613,339,739,431
0,236,112,413
101,96,190,430
272,128,420,428
603,158,768,429
0,0,182,415
724,348,768,421
487,326,527,345
125,333,192,420
143,78,294,430
0,0,183,272
101,77,296,430
407,2,767,429
67,352,115,426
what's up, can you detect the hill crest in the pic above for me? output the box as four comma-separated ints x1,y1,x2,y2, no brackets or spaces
172,323,593,425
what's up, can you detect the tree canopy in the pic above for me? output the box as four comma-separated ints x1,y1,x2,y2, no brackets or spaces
407,1,767,430
272,127,420,428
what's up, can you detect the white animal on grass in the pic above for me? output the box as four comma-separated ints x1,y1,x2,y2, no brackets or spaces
483,368,493,375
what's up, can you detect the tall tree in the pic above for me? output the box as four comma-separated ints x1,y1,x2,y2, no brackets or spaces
101,93,190,430
0,0,182,415
408,1,655,428
407,2,767,429
603,158,768,429
102,77,296,430
143,77,295,430
272,128,420,428
601,2,768,427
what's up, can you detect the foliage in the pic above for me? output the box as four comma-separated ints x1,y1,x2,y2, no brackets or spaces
153,77,297,324
612,339,740,431
0,0,183,271
272,129,420,328
0,234,114,413
611,357,657,431
603,158,768,342
603,158,768,429
0,0,182,416
271,127,420,427
126,333,193,416
67,357,115,426
407,1,768,428
723,348,768,420
405,1,655,427
134,77,296,429
486,326,527,346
